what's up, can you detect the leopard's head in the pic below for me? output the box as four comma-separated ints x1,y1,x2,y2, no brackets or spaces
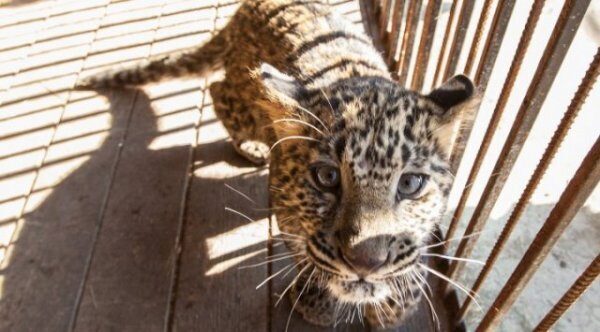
261,70,476,305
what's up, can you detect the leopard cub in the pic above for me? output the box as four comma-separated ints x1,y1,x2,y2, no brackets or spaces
78,0,477,328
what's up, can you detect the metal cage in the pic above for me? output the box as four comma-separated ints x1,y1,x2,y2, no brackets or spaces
359,0,599,330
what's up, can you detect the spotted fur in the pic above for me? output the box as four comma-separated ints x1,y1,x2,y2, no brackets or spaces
77,0,477,328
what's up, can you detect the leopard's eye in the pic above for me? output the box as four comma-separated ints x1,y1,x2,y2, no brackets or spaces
311,164,340,189
397,173,427,198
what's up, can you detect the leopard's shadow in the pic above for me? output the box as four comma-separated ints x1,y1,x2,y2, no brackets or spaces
0,87,271,331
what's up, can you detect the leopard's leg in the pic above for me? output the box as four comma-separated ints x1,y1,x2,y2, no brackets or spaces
289,276,338,327
209,64,273,165
365,272,424,329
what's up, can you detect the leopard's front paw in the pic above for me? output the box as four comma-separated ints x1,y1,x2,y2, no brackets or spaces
234,139,270,165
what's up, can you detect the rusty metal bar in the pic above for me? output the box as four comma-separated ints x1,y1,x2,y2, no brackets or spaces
445,0,591,281
533,253,600,332
394,0,423,85
411,0,442,91
378,0,392,38
476,136,600,331
473,0,517,87
447,0,517,173
431,0,459,88
386,0,407,66
463,0,494,75
360,0,386,53
444,0,544,243
442,0,475,81
458,47,600,320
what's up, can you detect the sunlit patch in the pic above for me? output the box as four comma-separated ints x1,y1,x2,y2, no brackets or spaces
0,272,4,299
0,216,26,271
205,219,269,259
0,222,16,266
147,130,197,150
204,249,265,276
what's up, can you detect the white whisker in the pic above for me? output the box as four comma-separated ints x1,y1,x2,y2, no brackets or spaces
270,135,319,152
277,231,306,240
372,301,385,327
286,268,316,332
224,207,255,223
273,118,326,136
419,264,482,311
238,253,302,269
421,230,485,250
333,299,343,326
277,263,311,306
280,257,309,280
296,105,327,131
414,268,433,295
411,271,440,331
224,184,256,204
264,251,298,259
319,87,336,118
256,262,295,289
271,237,303,244
421,253,484,265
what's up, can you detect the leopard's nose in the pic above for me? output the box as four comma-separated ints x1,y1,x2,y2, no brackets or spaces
341,242,388,274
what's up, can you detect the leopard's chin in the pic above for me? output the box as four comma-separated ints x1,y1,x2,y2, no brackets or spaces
327,276,393,304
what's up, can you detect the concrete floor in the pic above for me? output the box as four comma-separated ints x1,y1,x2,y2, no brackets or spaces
443,1,600,331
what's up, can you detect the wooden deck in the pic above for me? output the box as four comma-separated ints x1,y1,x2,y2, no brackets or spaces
0,1,456,331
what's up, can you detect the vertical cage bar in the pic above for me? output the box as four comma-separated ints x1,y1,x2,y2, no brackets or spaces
445,0,591,281
360,0,386,52
431,0,459,87
394,0,423,85
378,0,392,38
457,47,600,320
473,0,517,87
476,137,600,331
463,0,495,76
447,0,517,174
442,0,476,81
386,0,407,66
411,0,442,91
444,0,542,243
533,253,600,332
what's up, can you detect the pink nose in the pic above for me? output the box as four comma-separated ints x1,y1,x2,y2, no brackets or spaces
341,243,388,274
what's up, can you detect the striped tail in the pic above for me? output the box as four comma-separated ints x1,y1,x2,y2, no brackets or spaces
76,29,228,89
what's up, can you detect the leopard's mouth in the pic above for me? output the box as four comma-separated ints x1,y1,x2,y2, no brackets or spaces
306,257,420,304
326,275,393,303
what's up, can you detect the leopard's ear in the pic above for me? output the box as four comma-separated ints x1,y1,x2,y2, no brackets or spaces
427,74,474,112
255,64,306,137
426,75,480,155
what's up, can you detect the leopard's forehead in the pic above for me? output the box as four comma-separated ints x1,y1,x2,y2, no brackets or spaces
306,78,449,184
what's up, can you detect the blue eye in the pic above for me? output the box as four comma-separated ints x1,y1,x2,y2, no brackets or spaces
397,173,427,198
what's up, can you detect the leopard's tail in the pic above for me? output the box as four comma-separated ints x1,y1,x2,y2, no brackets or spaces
76,29,229,89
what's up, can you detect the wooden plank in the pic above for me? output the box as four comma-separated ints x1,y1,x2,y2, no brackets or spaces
70,1,201,329
72,82,200,330
170,105,271,331
0,1,121,330
0,88,137,331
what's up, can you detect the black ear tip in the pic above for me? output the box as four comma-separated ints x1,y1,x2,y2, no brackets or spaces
428,74,475,111
453,74,474,95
